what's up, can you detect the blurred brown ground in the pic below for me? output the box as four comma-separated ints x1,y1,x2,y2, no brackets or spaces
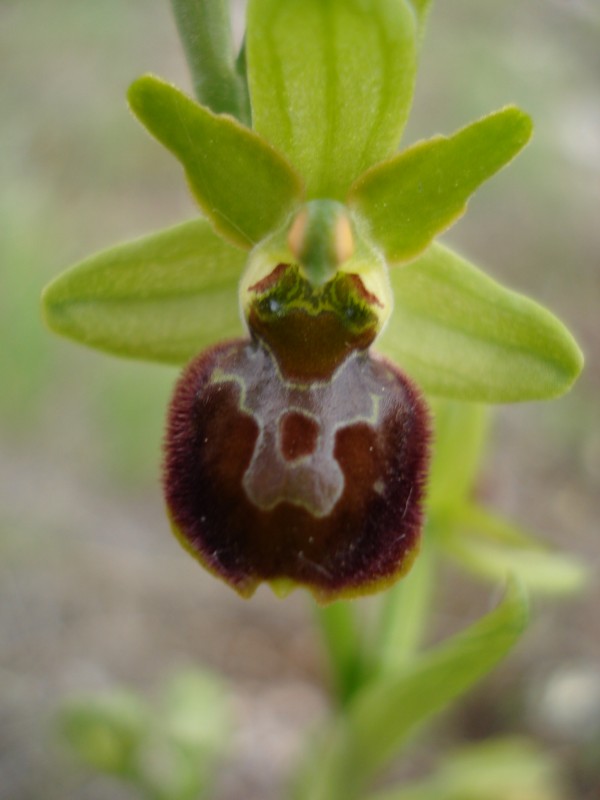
1,1,599,798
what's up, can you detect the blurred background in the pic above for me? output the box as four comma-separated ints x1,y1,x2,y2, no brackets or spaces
1,1,599,798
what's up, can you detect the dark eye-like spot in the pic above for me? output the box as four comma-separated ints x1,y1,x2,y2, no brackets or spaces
279,411,319,461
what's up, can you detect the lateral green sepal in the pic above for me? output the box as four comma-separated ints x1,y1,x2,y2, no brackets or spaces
349,107,533,263
128,75,304,248
376,243,583,402
42,218,246,364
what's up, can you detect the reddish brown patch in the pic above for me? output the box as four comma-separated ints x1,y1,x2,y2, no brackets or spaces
280,411,319,461
249,307,376,380
347,274,383,308
248,263,290,294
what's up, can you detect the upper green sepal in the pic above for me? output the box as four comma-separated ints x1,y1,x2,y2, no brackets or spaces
377,243,583,402
42,219,245,363
349,107,533,263
127,75,304,249
247,0,418,200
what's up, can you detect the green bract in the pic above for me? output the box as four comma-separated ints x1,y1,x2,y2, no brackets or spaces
42,0,582,406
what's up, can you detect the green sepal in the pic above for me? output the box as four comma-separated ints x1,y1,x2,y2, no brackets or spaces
128,75,304,249
349,107,532,263
377,243,583,402
42,219,246,364
443,504,589,595
247,0,417,200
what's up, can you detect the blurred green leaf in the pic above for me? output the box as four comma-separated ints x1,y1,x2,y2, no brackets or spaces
294,581,528,800
59,690,149,777
377,243,583,402
370,737,564,800
128,75,304,248
42,218,245,363
427,400,490,513
247,0,417,200
162,670,230,758
444,504,589,595
347,580,528,780
349,107,532,263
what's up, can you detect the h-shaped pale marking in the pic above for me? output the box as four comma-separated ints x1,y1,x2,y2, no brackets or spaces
211,345,383,517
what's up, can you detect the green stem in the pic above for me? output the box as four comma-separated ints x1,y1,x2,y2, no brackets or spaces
169,0,251,123
291,723,359,800
296,533,438,800
374,527,435,677
314,601,365,706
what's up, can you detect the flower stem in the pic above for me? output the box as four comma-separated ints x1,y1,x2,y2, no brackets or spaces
169,0,250,123
374,528,436,676
314,600,366,706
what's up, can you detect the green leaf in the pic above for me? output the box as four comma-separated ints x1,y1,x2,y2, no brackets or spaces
347,580,528,780
444,504,589,595
293,582,528,800
169,0,250,123
377,243,583,402
42,219,246,364
247,0,417,200
128,75,304,249
162,670,230,758
59,690,149,776
349,107,532,263
427,400,490,513
369,737,563,800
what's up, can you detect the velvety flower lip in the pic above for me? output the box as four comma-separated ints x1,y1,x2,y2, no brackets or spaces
164,335,431,603
162,219,431,603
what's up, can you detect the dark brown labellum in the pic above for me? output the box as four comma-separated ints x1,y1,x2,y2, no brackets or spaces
164,265,430,602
